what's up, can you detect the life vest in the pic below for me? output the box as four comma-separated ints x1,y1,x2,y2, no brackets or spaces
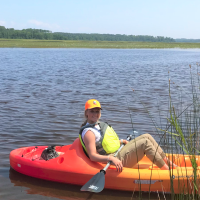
79,121,120,156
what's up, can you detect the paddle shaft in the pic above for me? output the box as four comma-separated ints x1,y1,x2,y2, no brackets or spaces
80,134,133,192
102,135,132,172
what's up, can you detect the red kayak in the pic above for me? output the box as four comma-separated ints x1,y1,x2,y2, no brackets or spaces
10,138,200,194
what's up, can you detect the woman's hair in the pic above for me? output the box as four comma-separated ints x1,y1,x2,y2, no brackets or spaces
81,111,87,127
81,119,88,127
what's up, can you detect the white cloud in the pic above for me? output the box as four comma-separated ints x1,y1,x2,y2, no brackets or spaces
28,20,60,31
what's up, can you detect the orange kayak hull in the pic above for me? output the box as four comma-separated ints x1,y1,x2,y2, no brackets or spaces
10,138,200,194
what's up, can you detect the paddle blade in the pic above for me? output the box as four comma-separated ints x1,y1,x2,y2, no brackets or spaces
80,172,105,193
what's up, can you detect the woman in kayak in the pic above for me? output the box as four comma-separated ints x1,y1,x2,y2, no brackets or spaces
79,99,176,172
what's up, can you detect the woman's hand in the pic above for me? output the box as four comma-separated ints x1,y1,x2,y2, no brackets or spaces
109,156,123,172
120,139,129,145
123,140,129,145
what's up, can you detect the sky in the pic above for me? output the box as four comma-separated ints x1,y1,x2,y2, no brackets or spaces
0,0,199,39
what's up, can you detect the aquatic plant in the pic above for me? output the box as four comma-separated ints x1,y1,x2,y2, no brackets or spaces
130,63,200,199
164,63,200,199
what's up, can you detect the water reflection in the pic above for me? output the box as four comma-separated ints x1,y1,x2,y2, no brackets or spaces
9,168,164,200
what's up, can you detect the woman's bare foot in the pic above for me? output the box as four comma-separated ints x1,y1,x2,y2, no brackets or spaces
163,157,177,168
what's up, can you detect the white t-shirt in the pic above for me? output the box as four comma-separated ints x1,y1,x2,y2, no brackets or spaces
82,123,101,143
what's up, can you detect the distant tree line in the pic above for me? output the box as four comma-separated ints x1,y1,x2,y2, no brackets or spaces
175,38,200,43
0,26,175,42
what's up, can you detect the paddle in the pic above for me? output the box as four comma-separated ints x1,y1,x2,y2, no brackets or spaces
80,134,132,193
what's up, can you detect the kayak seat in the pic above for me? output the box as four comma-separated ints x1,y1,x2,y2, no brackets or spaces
69,138,104,169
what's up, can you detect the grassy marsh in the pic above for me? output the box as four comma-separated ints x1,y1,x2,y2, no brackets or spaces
0,39,200,48
129,63,200,199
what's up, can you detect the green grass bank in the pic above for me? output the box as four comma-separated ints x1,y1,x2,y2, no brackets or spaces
0,39,200,48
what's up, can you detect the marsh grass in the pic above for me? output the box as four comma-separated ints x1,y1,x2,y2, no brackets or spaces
130,63,200,199
160,63,200,199
1,39,200,48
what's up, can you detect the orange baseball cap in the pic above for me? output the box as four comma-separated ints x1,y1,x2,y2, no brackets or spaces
85,99,101,110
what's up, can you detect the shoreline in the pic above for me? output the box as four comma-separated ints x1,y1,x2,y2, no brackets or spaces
0,39,200,49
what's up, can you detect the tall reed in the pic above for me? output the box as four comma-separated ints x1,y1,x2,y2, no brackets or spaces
159,63,200,199
130,63,200,199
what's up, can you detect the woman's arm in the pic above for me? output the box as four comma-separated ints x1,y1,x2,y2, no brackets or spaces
84,130,123,172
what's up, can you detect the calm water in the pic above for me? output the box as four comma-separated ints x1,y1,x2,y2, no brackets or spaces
0,48,200,200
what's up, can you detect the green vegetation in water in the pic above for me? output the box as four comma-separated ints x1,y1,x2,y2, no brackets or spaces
1,39,200,48
130,63,200,199
165,65,200,198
